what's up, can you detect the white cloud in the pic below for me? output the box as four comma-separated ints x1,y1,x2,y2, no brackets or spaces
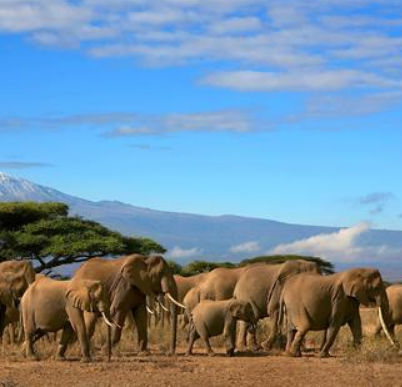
270,222,402,265
230,241,261,254
202,70,400,92
168,246,202,259
270,222,370,262
0,0,401,95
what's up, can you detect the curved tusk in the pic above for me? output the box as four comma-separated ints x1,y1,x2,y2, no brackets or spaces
158,301,169,312
166,292,186,309
146,306,155,315
101,312,114,328
378,307,397,347
113,319,123,329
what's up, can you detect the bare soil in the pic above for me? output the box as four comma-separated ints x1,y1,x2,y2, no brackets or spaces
1,346,402,387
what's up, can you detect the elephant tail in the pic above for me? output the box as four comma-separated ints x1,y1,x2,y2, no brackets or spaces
277,295,286,334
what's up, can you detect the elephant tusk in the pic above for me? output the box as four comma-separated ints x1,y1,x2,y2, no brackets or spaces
158,301,169,312
101,312,114,328
113,319,123,329
166,292,186,309
146,306,155,315
378,307,397,347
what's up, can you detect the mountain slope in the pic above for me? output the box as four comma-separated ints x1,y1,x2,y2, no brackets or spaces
1,172,402,279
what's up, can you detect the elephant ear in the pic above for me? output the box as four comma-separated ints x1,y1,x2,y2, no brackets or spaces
66,280,97,312
342,271,370,306
120,255,152,295
229,300,248,319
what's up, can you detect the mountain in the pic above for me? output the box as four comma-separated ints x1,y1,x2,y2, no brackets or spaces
1,172,402,279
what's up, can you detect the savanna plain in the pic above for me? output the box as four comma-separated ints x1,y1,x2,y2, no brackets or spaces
0,309,401,387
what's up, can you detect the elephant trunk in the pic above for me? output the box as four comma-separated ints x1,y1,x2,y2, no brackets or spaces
165,278,178,355
376,291,397,347
106,323,112,362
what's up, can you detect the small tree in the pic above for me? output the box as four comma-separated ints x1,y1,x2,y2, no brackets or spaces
181,260,237,276
0,202,165,273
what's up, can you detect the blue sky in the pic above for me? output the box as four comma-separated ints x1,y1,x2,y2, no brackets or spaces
0,0,402,231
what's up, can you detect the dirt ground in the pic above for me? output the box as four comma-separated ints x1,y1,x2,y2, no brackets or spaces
1,347,402,387
1,309,401,387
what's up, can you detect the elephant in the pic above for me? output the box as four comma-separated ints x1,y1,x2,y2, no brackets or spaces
0,261,36,288
20,275,115,362
180,267,252,328
0,267,33,337
233,260,321,351
374,284,402,339
72,254,184,355
282,268,395,358
186,299,257,357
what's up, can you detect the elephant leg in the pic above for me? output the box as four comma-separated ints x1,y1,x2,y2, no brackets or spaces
56,324,74,360
289,329,307,357
319,330,327,352
236,321,248,351
247,323,260,352
84,312,98,341
112,311,127,346
197,324,214,356
24,329,37,359
132,305,148,354
348,314,362,348
224,324,236,357
286,328,296,352
319,324,341,358
185,322,199,356
67,306,91,362
261,313,279,350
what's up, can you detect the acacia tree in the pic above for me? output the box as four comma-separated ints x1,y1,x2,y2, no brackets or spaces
0,202,165,273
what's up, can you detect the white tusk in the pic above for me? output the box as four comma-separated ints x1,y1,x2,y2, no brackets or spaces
113,320,123,329
166,292,186,309
378,307,397,347
158,301,169,312
146,306,155,315
101,312,114,328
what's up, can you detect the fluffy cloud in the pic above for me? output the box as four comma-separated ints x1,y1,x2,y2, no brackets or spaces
230,241,261,254
270,222,402,264
168,246,202,259
0,0,402,95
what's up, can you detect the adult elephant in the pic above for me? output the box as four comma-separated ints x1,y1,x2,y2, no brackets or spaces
282,268,395,358
373,284,402,339
73,254,184,354
0,261,36,337
233,260,321,350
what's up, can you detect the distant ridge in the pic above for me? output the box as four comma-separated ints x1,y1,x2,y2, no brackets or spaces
1,171,402,280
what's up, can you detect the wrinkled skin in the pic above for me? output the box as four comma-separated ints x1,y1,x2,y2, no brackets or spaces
374,284,402,338
181,267,251,329
283,268,391,358
186,299,257,357
73,254,179,354
159,273,207,328
0,261,35,338
21,276,111,362
233,260,321,351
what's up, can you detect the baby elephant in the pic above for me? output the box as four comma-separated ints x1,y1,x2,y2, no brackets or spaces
186,299,256,357
21,276,116,362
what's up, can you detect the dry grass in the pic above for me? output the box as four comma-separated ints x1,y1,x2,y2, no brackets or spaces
0,308,400,364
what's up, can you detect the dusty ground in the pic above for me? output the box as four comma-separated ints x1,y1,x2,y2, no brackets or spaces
1,349,402,387
1,309,401,387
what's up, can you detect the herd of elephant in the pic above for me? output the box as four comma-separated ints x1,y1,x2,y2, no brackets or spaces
0,255,400,362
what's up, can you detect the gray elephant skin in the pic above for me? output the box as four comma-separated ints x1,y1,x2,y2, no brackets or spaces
21,275,113,362
282,268,393,358
186,299,256,357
